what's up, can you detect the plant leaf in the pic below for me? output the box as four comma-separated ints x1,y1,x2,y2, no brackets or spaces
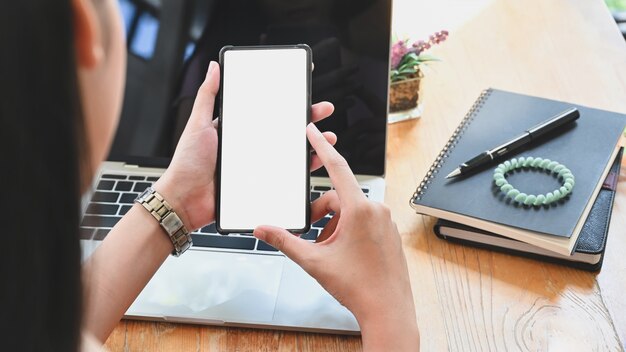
416,54,441,62
397,62,415,71
405,52,420,61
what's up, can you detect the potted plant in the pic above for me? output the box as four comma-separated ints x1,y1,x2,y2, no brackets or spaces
389,30,448,123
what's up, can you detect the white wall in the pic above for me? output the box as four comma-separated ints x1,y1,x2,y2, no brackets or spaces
392,0,492,40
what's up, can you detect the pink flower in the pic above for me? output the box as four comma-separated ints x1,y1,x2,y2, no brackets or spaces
411,40,427,55
391,40,408,69
390,30,448,74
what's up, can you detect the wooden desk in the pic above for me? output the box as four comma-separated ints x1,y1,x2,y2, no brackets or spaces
106,0,626,350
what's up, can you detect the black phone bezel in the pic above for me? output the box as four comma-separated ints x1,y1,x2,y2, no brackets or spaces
215,44,312,235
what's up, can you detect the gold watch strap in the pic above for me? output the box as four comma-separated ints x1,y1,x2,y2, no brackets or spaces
135,187,192,256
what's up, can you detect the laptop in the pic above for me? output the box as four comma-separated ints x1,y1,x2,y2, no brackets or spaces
80,0,392,334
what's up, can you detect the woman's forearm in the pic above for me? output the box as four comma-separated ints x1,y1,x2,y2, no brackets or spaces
360,314,420,351
82,203,173,342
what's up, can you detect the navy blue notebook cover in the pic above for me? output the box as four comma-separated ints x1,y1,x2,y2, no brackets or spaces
411,89,626,254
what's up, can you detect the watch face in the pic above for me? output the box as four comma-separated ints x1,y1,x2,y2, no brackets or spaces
162,212,184,234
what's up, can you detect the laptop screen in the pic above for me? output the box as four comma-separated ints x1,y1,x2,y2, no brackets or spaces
109,0,392,177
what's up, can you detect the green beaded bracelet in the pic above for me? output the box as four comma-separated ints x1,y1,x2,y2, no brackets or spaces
493,157,575,206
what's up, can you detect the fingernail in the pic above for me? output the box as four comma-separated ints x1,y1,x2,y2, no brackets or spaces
207,61,216,76
307,122,321,134
253,227,266,240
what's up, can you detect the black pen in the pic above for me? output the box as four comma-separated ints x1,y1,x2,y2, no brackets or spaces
445,107,580,179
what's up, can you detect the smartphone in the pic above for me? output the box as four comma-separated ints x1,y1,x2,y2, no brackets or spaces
216,45,312,234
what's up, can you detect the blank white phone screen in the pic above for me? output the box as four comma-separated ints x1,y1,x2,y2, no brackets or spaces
219,48,308,231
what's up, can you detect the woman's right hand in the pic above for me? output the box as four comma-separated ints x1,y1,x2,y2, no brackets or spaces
253,123,419,351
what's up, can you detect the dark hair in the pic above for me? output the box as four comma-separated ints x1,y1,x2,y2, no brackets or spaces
0,1,84,351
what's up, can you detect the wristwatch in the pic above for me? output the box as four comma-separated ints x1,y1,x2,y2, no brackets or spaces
135,187,193,256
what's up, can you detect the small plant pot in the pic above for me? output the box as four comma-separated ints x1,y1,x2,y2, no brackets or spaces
388,73,423,123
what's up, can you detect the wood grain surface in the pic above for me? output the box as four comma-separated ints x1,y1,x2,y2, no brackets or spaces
106,0,626,350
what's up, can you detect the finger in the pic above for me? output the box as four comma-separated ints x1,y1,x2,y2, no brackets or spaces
212,117,219,129
310,132,337,171
321,131,337,145
316,214,340,243
188,61,220,130
254,225,315,264
311,102,334,123
310,156,324,172
310,190,340,223
307,123,364,205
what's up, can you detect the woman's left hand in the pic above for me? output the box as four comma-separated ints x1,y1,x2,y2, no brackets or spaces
154,61,336,230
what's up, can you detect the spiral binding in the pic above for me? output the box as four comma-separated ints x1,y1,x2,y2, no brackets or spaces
410,88,493,203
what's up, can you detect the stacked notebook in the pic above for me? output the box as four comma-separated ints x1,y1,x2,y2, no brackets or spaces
410,89,626,271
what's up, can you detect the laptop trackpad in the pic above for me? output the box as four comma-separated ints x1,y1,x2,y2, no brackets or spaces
127,250,284,323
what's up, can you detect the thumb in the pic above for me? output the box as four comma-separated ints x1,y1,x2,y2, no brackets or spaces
254,225,315,264
188,61,220,130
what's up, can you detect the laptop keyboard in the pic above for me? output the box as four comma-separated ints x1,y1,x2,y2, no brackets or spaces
80,173,369,255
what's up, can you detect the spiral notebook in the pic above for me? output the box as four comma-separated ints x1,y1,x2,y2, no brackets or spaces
433,147,623,271
410,89,626,256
